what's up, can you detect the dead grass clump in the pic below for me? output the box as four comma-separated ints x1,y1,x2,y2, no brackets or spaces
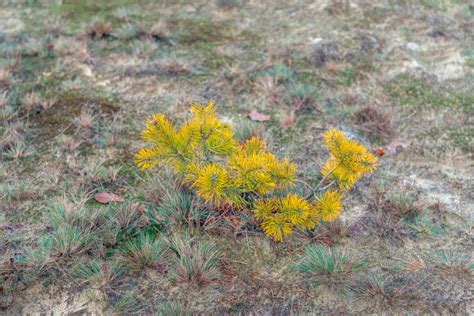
310,219,351,246
384,193,424,220
149,21,171,40
85,19,112,39
361,189,422,246
292,97,321,116
254,76,280,105
363,189,446,244
356,33,381,56
112,24,146,41
352,105,395,143
324,60,340,74
311,41,341,67
351,273,424,312
361,208,407,246
216,0,242,10
125,59,190,77
426,14,452,38
428,250,473,278
158,60,190,76
0,67,13,90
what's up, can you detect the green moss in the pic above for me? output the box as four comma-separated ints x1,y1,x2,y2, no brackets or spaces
467,57,474,68
171,18,231,45
449,127,474,155
385,73,473,110
50,1,145,26
27,94,118,143
170,17,258,47
203,52,233,70
338,67,362,86
419,0,458,11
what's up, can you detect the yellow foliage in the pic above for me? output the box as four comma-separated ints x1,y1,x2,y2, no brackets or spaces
192,163,230,206
136,101,295,206
254,194,318,241
322,129,378,190
135,102,378,241
242,136,266,155
314,189,343,222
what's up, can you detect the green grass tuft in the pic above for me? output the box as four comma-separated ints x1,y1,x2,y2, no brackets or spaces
169,234,221,286
118,233,167,270
295,244,366,293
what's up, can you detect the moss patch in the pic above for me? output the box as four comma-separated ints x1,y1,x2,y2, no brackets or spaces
385,73,474,110
449,127,474,155
28,94,118,142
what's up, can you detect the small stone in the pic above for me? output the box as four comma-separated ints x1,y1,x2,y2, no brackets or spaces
309,37,323,45
406,42,421,52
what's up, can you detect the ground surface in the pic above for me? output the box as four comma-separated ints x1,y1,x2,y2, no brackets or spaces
0,0,473,314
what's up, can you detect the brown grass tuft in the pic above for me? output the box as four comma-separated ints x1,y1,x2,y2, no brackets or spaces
86,20,113,39
352,105,395,143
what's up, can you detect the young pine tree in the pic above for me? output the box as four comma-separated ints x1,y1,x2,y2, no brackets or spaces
135,101,378,241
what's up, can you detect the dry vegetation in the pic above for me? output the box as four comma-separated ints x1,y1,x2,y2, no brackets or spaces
0,0,473,314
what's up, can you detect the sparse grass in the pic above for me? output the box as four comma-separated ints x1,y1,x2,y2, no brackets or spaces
1,180,38,203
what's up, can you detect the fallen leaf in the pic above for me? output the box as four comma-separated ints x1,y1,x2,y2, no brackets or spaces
94,192,124,204
280,111,296,128
321,236,334,246
248,110,271,122
155,263,169,273
101,262,110,272
374,147,385,156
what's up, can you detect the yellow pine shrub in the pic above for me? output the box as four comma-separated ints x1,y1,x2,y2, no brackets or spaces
135,101,378,241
